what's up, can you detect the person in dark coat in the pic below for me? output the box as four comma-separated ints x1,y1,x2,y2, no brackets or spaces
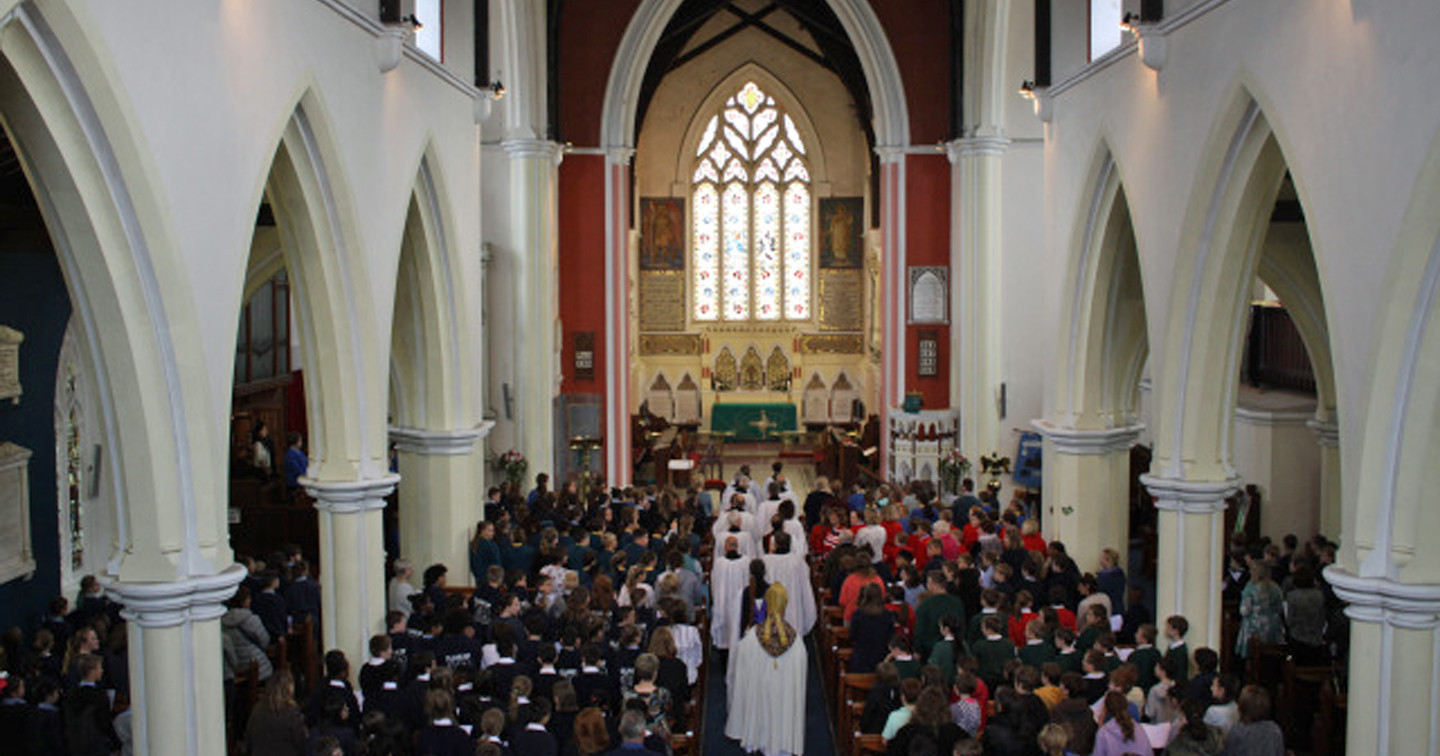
252,570,290,640
414,689,474,756
284,559,322,629
601,709,665,756
0,675,31,755
246,670,309,756
62,655,116,756
28,678,64,756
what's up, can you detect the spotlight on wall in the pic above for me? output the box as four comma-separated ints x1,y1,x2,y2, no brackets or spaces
1119,12,1140,36
488,80,507,100
1018,80,1037,100
402,14,423,30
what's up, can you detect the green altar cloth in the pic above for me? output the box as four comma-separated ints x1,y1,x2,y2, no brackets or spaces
711,403,799,441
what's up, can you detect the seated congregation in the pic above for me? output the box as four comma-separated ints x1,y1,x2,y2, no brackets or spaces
0,465,1343,756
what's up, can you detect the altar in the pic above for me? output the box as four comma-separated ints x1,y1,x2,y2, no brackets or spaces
710,402,799,441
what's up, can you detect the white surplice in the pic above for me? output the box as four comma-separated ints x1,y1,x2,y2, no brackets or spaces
712,508,762,545
725,625,808,756
710,553,752,651
762,552,816,635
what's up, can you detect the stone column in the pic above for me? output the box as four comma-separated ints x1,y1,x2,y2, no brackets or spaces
1033,422,1142,571
305,475,398,664
502,138,564,480
104,564,246,756
948,136,1009,459
1139,474,1240,651
390,424,491,586
1307,418,1342,541
1326,568,1440,755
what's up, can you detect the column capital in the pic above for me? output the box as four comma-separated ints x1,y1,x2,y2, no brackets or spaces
874,145,908,164
1032,420,1143,455
1139,473,1240,514
502,138,565,165
1326,567,1440,630
604,146,635,166
103,563,247,628
945,136,1011,163
303,474,401,514
389,422,493,456
1307,418,1340,447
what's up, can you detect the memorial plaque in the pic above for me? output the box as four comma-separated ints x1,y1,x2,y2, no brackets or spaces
0,443,35,584
573,331,595,381
640,271,686,331
0,325,22,404
819,270,863,331
639,334,702,356
800,333,864,355
908,266,949,324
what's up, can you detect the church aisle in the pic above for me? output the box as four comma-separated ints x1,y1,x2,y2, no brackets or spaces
701,636,835,756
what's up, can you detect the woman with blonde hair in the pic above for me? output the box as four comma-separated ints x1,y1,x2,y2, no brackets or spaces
724,582,808,756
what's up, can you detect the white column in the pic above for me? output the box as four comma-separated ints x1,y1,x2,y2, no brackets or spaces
1326,569,1440,756
1307,418,1342,541
390,424,492,585
1033,422,1142,571
948,137,1009,459
1139,474,1240,651
104,564,246,756
502,138,564,479
304,475,398,665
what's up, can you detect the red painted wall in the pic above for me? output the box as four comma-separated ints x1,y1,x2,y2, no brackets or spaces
867,0,953,144
558,156,607,395
557,0,643,145
905,153,951,409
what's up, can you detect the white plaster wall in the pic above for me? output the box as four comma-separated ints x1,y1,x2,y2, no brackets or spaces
1232,411,1322,541
1040,0,1440,513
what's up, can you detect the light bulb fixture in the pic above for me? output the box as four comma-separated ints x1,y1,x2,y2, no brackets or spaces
488,80,506,99
402,14,423,30
1119,12,1140,35
1018,80,1037,100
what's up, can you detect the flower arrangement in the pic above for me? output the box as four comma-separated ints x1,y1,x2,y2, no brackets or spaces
498,449,527,486
938,449,972,495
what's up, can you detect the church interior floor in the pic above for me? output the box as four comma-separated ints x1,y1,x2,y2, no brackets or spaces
699,637,836,756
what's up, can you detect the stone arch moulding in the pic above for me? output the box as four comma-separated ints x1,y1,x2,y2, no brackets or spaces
261,96,387,482
1150,93,1288,483
388,153,475,433
1346,127,1440,583
0,4,229,581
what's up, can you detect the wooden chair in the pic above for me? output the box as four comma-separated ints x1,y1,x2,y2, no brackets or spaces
853,733,886,756
670,731,696,756
838,671,877,754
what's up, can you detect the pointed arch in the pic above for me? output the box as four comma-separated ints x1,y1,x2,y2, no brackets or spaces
1053,142,1150,431
388,152,475,431
260,96,387,480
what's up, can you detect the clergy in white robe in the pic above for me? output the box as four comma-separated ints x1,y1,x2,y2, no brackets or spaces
762,535,816,635
711,508,761,551
710,537,752,651
721,486,759,518
726,582,807,756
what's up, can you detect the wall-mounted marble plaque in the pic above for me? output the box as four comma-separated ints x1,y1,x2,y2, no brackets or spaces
908,266,949,324
819,270,863,331
0,325,22,404
640,271,686,332
0,443,35,584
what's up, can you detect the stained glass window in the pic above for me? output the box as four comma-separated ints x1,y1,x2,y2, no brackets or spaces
61,356,83,571
692,81,812,321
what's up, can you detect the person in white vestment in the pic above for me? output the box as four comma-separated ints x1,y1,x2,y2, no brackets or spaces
711,509,759,558
726,582,808,756
762,533,816,635
710,536,752,651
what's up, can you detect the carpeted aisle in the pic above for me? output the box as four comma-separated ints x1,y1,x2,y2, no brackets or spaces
701,636,835,756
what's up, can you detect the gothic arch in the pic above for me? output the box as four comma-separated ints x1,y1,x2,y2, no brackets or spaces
259,96,388,481
601,0,910,152
388,153,476,431
672,63,832,188
1347,127,1440,584
0,5,230,582
1053,143,1149,430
